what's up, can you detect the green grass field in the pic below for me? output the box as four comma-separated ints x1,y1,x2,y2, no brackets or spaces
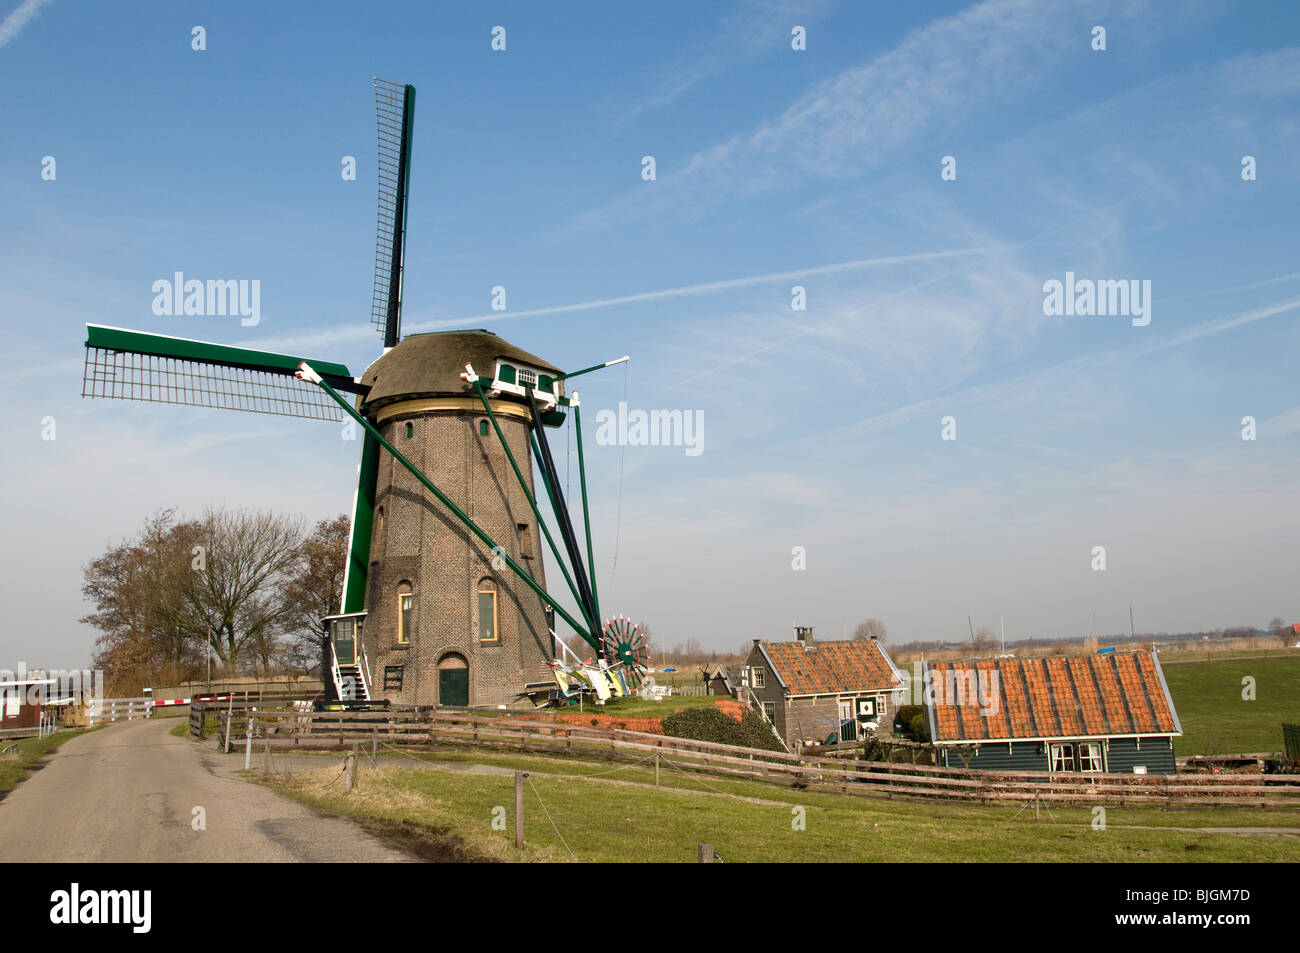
1161,654,1300,756
261,746,1300,862
0,730,87,797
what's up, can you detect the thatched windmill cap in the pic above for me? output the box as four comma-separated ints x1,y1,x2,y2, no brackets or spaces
359,329,564,412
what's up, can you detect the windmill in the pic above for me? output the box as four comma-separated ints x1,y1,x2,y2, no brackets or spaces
81,79,637,708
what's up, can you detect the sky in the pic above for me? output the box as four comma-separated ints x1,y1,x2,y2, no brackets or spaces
2,0,1299,668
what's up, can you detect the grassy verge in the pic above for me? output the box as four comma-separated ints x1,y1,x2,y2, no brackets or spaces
258,747,1300,862
1162,655,1300,755
0,730,88,798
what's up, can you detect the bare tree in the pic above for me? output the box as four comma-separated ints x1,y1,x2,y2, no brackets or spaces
179,507,305,675
973,627,998,654
853,619,887,642
82,509,205,694
280,514,351,675
1272,617,1295,646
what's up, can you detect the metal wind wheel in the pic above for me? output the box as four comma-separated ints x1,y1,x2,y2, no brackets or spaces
601,617,648,680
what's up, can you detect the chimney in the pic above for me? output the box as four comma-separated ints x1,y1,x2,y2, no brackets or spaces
795,625,815,650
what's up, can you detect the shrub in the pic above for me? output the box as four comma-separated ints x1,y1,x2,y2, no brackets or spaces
909,712,931,743
861,737,889,762
661,707,784,752
894,704,925,738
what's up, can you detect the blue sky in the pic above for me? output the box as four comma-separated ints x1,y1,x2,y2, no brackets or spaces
3,0,1299,666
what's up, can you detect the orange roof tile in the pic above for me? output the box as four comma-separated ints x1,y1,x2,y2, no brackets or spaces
761,639,899,696
926,652,1180,743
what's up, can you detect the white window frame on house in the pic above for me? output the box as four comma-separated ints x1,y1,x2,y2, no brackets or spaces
1050,742,1076,772
751,667,766,689
1078,742,1103,773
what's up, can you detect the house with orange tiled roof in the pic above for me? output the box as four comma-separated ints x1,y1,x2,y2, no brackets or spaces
742,626,904,751
924,651,1182,774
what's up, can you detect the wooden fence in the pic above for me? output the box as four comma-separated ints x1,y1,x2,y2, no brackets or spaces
88,697,154,724
210,708,1300,808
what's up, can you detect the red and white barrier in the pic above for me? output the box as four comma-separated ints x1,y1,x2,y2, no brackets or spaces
153,698,191,707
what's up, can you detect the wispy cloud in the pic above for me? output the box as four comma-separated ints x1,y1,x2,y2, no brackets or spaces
611,0,833,120
0,0,52,50
566,0,1145,234
841,292,1300,437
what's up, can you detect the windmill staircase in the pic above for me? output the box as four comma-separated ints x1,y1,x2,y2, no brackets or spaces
331,640,371,703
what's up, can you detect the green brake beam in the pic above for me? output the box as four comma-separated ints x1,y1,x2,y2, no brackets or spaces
471,380,595,632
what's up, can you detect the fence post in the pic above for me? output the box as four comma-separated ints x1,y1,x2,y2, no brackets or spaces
345,745,357,792
698,843,716,863
514,771,525,849
244,715,253,770
655,751,661,787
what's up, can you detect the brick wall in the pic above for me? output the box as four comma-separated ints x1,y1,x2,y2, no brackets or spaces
366,404,553,708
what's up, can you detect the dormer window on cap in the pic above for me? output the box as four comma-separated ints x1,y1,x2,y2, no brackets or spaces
491,359,562,408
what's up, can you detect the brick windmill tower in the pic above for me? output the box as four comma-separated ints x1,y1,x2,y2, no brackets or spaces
349,330,572,707
82,80,627,709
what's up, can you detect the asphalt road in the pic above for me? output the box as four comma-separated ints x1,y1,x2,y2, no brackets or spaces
0,718,413,862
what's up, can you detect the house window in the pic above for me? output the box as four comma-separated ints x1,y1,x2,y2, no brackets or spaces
477,579,498,642
396,584,413,644
1049,743,1077,772
1078,742,1103,773
751,667,765,689
762,703,776,722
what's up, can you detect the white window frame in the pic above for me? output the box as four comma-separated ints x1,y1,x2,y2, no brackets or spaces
751,667,766,689
1050,742,1076,772
1078,742,1103,773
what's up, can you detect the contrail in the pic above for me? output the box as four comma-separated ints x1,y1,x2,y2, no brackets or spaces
0,0,53,49
404,245,1000,332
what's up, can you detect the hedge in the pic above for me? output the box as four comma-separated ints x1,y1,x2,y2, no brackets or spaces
661,707,785,752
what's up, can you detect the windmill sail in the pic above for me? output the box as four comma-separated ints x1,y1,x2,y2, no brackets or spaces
81,324,363,421
371,79,416,348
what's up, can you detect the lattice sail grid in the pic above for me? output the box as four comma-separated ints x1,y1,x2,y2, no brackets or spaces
82,348,342,422
371,78,408,338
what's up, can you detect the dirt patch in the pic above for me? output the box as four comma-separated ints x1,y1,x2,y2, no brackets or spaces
354,816,496,863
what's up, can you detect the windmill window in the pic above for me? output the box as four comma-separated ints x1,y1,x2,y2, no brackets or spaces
396,583,413,644
516,523,533,558
517,367,537,389
479,420,489,437
404,422,413,439
477,579,498,642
